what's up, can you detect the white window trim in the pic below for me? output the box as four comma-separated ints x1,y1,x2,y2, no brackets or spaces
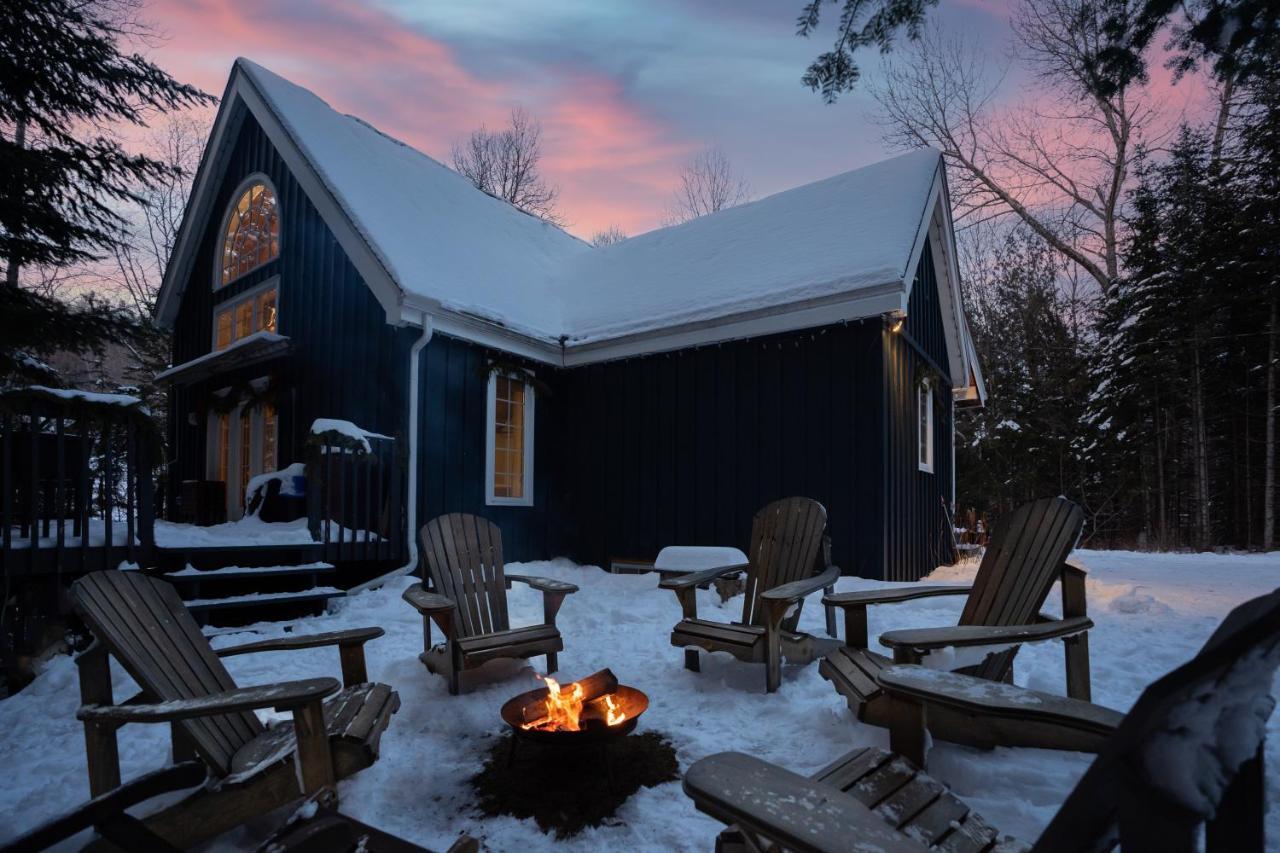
211,275,281,350
485,370,535,507
214,172,281,290
918,379,934,474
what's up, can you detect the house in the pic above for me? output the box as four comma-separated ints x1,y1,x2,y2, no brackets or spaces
153,58,985,583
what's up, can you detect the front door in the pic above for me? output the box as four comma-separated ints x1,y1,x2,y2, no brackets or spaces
208,397,277,520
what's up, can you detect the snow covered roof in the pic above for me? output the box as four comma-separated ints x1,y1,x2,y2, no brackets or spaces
156,59,982,395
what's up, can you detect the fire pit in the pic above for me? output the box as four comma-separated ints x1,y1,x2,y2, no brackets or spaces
500,668,648,766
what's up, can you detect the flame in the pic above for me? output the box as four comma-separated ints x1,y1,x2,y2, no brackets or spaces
604,694,627,726
519,675,629,732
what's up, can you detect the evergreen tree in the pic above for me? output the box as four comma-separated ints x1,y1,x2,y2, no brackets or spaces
0,0,213,389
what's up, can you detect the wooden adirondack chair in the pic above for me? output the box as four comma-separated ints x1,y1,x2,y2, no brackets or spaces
67,571,400,849
684,587,1280,853
820,496,1092,751
402,513,579,695
0,768,476,853
660,497,840,693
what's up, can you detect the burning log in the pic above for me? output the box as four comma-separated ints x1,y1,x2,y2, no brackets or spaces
520,668,621,729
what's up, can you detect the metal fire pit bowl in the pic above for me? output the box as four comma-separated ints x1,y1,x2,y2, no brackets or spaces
500,684,649,746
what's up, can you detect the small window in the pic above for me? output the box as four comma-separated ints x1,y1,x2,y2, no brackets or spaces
218,179,280,287
918,380,934,473
486,371,535,506
212,281,279,351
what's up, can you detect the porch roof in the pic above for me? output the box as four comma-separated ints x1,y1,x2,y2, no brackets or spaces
156,331,291,386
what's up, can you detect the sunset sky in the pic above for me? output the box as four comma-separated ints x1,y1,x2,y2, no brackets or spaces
142,0,1216,240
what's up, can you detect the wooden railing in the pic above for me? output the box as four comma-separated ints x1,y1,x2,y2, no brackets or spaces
0,388,157,578
305,425,404,565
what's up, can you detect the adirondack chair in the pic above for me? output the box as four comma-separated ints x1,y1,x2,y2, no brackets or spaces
0,769,475,853
661,497,841,693
684,587,1280,853
820,496,1092,751
402,513,579,695
67,571,400,849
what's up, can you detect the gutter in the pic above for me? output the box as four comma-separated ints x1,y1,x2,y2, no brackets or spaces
347,310,433,595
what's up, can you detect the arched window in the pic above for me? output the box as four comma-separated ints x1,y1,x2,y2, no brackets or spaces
218,179,279,287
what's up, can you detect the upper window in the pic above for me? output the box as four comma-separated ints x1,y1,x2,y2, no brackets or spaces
213,282,277,351
218,179,280,287
486,372,535,506
918,380,934,473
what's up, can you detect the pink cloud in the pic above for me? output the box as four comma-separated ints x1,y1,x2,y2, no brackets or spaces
145,0,691,237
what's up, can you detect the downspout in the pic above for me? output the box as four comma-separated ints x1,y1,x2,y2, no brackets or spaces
348,311,433,594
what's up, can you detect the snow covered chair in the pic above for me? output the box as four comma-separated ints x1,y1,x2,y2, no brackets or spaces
684,586,1280,852
402,513,578,695
820,496,1095,753
661,497,840,693
67,570,399,849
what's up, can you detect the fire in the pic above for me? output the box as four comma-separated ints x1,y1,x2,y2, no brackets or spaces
520,675,628,732
604,694,627,727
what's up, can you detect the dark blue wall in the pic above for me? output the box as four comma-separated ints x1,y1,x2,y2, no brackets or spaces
167,107,416,512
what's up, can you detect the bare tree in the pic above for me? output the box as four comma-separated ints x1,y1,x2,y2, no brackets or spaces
664,146,752,225
111,114,207,315
589,225,627,247
871,2,1157,293
451,107,562,224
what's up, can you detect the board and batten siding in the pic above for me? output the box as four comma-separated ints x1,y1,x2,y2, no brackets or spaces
167,106,415,510
882,242,956,581
554,319,885,578
415,333,565,563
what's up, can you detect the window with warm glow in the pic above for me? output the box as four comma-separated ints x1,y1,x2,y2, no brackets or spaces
219,181,279,287
918,380,934,473
213,283,278,351
486,372,535,505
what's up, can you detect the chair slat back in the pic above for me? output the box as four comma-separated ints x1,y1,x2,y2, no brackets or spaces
421,513,509,638
1032,588,1280,853
958,497,1083,681
69,571,263,777
740,497,828,627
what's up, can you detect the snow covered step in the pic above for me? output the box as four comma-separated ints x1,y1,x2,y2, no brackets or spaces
166,562,335,581
184,587,344,612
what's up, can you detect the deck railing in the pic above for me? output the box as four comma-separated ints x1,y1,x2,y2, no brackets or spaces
0,388,157,578
305,424,405,565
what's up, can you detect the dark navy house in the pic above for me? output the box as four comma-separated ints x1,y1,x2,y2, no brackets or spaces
155,60,986,583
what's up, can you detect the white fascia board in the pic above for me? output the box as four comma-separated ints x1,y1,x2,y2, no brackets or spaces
560,283,905,367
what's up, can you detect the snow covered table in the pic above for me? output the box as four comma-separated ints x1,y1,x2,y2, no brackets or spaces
614,546,751,602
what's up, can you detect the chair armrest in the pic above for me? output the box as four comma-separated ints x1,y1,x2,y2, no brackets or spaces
761,565,841,605
1,761,207,853
506,574,579,594
876,665,1124,733
77,678,341,724
879,616,1093,659
215,627,384,657
822,585,971,609
658,563,750,591
683,752,922,853
402,584,456,615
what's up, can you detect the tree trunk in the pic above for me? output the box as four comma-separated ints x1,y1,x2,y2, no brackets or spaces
1264,297,1277,551
1155,404,1168,549
4,118,26,288
1191,345,1212,549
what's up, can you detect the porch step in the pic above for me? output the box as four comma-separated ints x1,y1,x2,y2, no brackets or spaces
165,562,336,581
185,587,344,612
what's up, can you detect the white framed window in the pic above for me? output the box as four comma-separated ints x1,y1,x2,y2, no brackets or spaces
485,371,535,506
216,175,280,288
918,379,934,473
212,277,279,351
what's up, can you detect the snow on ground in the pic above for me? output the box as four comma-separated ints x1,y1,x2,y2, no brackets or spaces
0,549,1276,851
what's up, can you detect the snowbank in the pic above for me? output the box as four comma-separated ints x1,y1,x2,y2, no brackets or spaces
1,549,1277,850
